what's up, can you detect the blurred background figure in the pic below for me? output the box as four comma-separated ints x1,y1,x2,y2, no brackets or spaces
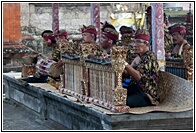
100,21,119,58
168,24,190,58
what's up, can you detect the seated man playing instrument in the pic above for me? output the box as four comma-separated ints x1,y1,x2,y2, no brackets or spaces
100,21,119,58
80,25,101,57
123,29,160,107
19,30,63,85
81,24,97,45
119,25,136,64
168,24,190,58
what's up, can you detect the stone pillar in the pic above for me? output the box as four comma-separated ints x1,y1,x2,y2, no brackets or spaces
90,3,100,45
3,3,30,72
151,3,165,71
52,3,59,34
3,3,22,43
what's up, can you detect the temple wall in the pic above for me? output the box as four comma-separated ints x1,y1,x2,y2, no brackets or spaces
3,3,192,72
15,3,113,59
20,3,112,38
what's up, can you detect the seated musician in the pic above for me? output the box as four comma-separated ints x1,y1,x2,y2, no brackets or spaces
119,25,135,45
81,25,97,45
100,21,119,58
54,29,69,67
81,21,118,58
164,25,174,58
80,24,103,57
119,25,136,64
19,30,63,84
122,29,160,107
168,24,190,58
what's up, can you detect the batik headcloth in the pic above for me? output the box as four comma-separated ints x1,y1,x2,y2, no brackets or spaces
101,21,119,41
81,25,97,35
135,29,150,42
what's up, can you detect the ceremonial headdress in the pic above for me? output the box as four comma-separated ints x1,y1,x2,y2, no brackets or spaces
135,29,150,42
41,30,53,37
101,21,119,41
169,24,186,35
55,29,69,39
41,30,56,44
119,26,135,35
81,25,97,35
43,35,56,44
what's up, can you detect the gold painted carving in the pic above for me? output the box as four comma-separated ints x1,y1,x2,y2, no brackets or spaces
111,46,128,105
183,45,193,81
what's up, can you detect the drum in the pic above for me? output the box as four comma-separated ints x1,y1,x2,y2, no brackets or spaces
21,55,37,77
36,58,63,78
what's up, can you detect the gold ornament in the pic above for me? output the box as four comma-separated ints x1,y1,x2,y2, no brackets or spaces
111,46,128,105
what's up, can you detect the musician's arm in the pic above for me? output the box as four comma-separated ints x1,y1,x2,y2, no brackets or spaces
53,47,64,68
49,56,55,60
51,47,61,62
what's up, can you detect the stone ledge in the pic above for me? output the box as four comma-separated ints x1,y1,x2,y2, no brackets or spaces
3,66,22,73
3,74,193,130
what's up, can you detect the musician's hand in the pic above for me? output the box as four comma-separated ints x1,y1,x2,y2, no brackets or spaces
102,53,109,58
55,60,63,68
37,55,43,60
49,56,54,60
122,70,129,78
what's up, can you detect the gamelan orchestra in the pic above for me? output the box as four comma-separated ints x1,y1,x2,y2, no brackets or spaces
18,6,193,112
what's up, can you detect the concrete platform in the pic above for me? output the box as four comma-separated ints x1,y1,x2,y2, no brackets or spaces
3,98,68,130
3,73,193,130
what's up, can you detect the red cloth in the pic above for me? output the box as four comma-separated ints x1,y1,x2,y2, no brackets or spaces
102,31,118,41
169,26,186,34
43,35,56,42
101,21,118,41
135,34,150,42
60,32,68,37
82,28,97,35
55,32,69,39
